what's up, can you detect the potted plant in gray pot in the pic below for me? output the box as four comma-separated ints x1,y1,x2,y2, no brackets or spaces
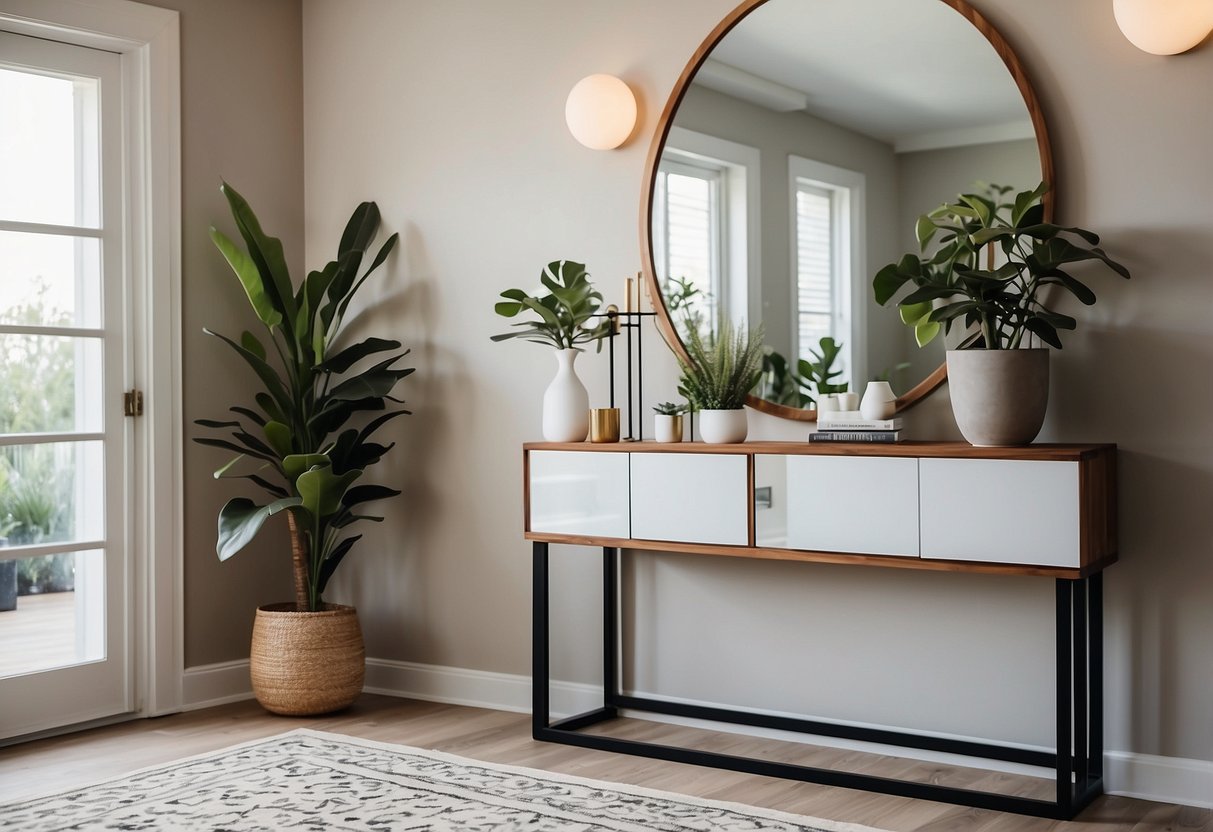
677,319,765,444
874,183,1129,445
196,183,412,715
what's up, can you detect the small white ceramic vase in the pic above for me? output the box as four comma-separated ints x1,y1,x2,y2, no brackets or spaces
698,409,748,444
542,349,589,442
653,414,683,443
859,381,896,420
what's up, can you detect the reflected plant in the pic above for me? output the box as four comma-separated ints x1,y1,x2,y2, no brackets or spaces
663,275,710,342
759,338,848,408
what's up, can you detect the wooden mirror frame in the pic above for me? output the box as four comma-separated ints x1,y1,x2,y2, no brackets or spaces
639,0,1054,421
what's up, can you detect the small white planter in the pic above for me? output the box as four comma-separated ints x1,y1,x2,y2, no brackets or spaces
653,414,684,443
947,348,1049,446
698,409,748,444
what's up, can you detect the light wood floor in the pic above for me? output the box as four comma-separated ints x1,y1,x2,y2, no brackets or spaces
0,592,76,677
0,694,1208,831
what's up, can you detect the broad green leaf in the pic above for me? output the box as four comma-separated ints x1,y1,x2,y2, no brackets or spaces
240,330,267,361
209,228,283,330
320,339,403,374
297,464,362,518
914,321,941,347
342,484,402,508
216,495,301,561
899,301,933,326
284,453,330,483
263,420,293,458
317,534,362,595
220,182,297,331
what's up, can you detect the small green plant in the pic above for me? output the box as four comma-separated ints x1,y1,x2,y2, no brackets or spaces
758,338,848,408
677,319,765,411
653,401,687,416
874,182,1130,350
491,261,612,351
801,337,849,400
662,275,709,338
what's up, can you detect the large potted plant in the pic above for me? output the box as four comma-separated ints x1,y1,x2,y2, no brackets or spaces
874,183,1129,445
678,319,765,444
491,260,612,442
196,183,412,715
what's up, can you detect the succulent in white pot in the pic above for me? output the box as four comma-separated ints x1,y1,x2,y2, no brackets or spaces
652,401,687,443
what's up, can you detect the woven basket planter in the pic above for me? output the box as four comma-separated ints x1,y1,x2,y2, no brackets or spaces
250,602,365,716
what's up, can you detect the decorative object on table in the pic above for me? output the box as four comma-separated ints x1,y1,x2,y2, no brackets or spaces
813,411,904,444
652,402,686,444
809,430,901,444
604,274,658,440
589,407,621,443
677,319,765,444
196,182,412,715
859,381,896,421
837,391,859,411
491,260,612,442
874,182,1129,446
0,729,888,832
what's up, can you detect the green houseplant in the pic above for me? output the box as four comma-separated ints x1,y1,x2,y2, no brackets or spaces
491,260,611,442
196,182,412,715
677,319,764,443
873,182,1129,445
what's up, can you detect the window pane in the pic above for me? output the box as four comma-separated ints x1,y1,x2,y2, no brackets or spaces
0,67,100,228
662,171,717,328
0,335,102,434
0,441,104,547
0,549,104,677
797,187,833,361
0,231,102,328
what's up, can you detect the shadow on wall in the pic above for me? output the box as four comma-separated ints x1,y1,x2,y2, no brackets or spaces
327,223,467,658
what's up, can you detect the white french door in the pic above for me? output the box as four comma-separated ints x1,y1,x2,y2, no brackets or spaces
0,31,133,738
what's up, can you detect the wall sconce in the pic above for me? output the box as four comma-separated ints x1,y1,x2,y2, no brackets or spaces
565,74,637,150
1114,0,1213,55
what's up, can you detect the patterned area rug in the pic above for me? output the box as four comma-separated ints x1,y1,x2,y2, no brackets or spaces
1,728,892,831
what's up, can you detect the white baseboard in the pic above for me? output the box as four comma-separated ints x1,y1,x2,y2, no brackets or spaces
181,659,254,711
1105,751,1213,809
363,657,598,718
183,657,1213,809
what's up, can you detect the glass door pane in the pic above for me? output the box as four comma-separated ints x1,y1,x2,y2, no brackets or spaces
0,30,129,739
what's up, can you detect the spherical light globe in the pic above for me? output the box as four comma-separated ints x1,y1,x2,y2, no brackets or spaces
1113,0,1213,55
565,74,637,150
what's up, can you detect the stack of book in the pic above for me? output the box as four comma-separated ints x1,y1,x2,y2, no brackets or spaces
810,412,903,443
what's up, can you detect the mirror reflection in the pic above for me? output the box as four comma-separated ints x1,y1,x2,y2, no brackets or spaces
649,0,1046,412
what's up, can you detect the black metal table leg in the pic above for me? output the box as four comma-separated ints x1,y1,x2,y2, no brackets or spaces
534,543,1105,819
532,542,549,737
603,547,618,714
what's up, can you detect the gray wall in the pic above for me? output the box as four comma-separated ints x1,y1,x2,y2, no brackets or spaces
141,0,305,668
292,0,1212,764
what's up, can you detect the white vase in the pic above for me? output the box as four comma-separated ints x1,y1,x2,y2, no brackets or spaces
653,414,683,443
698,409,748,444
859,381,896,420
542,349,589,442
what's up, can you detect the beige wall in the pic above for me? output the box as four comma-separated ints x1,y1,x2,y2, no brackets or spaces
296,0,1213,763
139,0,305,667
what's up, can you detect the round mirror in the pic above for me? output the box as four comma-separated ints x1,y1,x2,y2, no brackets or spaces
641,0,1052,420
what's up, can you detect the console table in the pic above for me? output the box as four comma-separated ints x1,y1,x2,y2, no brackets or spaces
523,440,1117,819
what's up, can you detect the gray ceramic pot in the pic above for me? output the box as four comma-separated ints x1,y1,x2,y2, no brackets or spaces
946,349,1049,446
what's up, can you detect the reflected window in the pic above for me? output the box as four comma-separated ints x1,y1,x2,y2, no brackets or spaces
653,158,722,332
789,156,864,383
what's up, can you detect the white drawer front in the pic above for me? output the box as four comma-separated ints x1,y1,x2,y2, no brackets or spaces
528,451,629,538
631,453,748,545
785,455,920,557
919,459,1080,567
